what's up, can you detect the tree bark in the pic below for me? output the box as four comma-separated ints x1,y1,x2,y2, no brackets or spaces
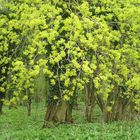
103,99,126,122
27,96,32,116
85,80,96,122
0,100,3,115
0,92,5,115
43,100,73,128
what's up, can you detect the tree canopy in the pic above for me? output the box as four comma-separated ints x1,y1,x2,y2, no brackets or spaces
0,0,140,124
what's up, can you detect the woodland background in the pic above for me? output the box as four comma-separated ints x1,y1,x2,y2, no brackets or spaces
0,0,140,139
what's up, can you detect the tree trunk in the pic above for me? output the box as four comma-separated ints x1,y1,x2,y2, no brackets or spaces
114,100,124,121
102,87,123,122
43,100,73,128
103,99,125,122
0,92,5,115
27,96,32,116
103,107,109,123
0,100,3,115
85,80,96,122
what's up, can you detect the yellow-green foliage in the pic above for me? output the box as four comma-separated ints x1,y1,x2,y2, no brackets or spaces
0,0,140,112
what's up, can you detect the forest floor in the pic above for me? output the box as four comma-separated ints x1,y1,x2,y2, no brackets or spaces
0,102,140,140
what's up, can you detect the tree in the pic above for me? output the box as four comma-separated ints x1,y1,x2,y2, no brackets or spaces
0,0,140,125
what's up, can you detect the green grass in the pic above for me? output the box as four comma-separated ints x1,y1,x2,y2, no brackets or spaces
0,102,140,140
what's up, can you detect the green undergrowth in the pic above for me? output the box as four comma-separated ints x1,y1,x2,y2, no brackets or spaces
0,102,140,140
